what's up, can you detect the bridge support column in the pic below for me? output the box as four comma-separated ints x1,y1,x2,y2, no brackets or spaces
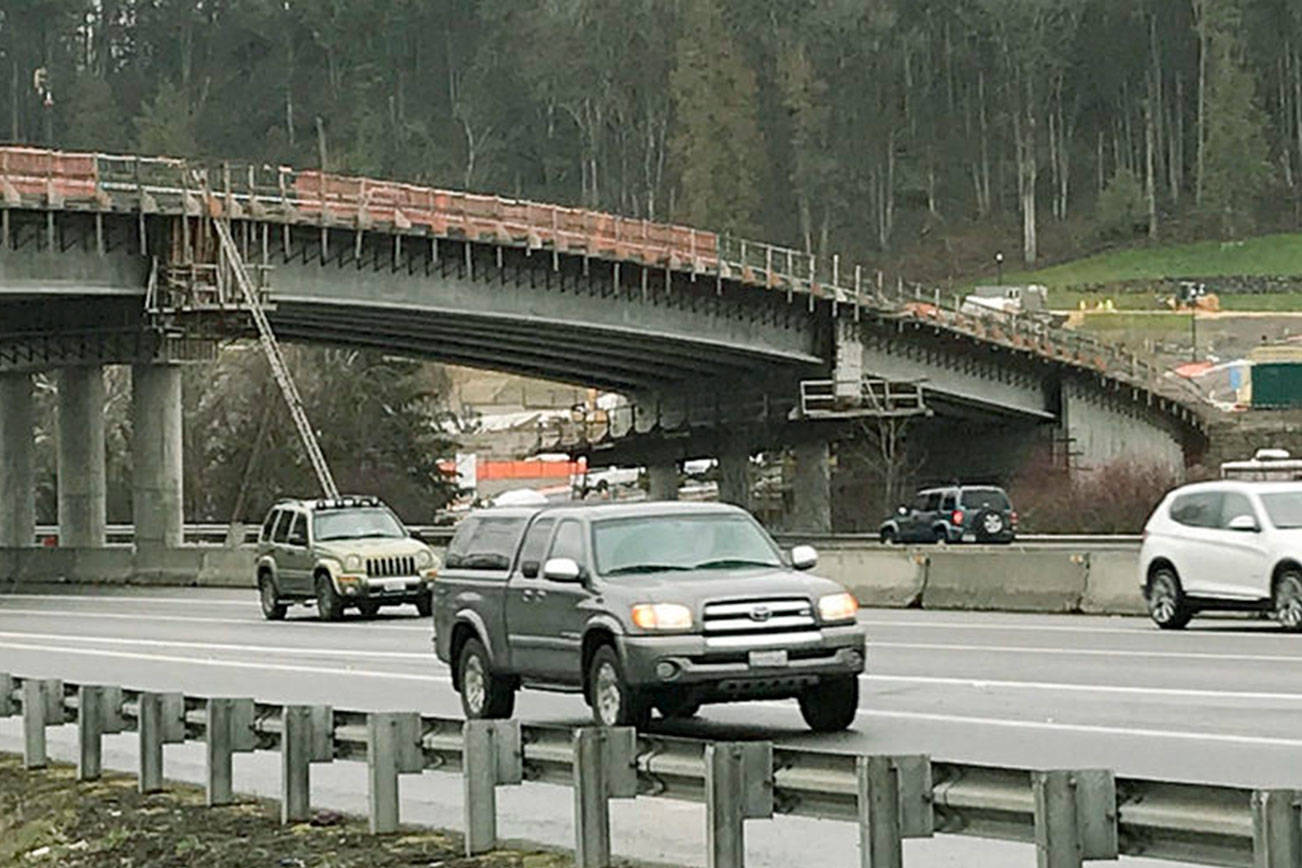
646,462,679,501
57,366,107,547
132,364,184,550
791,441,831,533
0,373,36,547
718,446,751,511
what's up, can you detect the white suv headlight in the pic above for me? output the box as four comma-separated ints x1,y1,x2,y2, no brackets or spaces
416,549,435,569
343,554,363,572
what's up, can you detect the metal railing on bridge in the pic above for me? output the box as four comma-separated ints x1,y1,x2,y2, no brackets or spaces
0,146,1205,429
31,523,455,548
2,673,1295,867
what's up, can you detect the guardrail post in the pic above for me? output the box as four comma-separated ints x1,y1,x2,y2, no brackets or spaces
462,719,523,855
77,685,124,781
0,674,13,718
366,711,424,834
706,741,773,868
1252,789,1301,867
573,727,638,868
1032,770,1117,868
205,698,256,806
138,691,184,793
858,755,933,868
21,678,62,769
281,704,333,824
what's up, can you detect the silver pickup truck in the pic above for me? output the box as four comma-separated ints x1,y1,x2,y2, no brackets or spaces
432,501,865,731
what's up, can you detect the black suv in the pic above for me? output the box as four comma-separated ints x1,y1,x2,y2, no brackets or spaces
879,485,1017,544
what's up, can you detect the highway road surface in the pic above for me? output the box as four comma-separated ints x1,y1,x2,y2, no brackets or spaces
2,585,1300,866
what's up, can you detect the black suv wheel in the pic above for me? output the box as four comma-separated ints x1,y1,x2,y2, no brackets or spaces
458,637,515,719
258,574,286,621
798,676,859,732
588,645,650,728
1146,567,1193,630
315,573,344,622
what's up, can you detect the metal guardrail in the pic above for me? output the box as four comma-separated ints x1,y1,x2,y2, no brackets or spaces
2,673,1296,867
0,146,1206,430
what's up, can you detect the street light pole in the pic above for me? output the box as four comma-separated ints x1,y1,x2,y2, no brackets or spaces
995,251,1004,285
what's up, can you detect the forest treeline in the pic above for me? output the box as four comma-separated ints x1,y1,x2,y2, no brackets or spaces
3,0,1301,281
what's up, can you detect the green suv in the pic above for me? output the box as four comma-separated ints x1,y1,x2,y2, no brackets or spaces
255,496,440,621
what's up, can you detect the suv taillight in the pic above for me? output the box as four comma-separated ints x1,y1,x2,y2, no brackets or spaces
952,510,965,525
1010,511,1019,526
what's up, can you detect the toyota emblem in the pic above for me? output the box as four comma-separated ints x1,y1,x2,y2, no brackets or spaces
749,605,772,622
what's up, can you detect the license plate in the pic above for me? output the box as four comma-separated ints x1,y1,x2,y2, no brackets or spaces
748,650,788,668
383,579,407,593
961,533,976,542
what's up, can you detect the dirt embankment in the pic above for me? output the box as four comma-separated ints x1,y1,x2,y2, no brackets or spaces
0,753,571,868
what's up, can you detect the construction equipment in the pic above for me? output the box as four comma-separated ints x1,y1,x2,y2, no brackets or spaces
210,216,339,499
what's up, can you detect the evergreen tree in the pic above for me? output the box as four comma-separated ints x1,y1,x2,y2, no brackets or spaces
668,0,764,235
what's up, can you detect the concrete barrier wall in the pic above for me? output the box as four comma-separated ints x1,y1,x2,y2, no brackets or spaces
0,547,253,588
2,543,1147,615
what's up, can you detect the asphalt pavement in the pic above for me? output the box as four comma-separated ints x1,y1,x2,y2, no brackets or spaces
2,585,1300,867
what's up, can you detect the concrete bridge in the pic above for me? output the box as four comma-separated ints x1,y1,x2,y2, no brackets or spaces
0,147,1205,544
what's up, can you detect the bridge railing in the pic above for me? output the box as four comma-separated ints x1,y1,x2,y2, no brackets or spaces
1,145,1204,425
2,672,1290,867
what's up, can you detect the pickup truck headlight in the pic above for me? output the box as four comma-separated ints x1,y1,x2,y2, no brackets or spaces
416,549,435,569
818,592,858,623
631,603,693,631
343,554,363,572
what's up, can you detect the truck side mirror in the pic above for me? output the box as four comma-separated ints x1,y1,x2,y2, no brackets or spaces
543,557,583,582
791,545,818,571
521,560,540,579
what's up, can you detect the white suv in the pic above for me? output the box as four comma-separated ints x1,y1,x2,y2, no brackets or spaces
1139,481,1302,630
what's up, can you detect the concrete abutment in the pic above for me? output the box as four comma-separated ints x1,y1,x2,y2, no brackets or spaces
0,372,36,547
56,366,107,548
131,364,184,551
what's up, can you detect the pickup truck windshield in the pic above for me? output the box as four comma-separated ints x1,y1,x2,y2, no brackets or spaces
313,507,405,541
594,514,782,576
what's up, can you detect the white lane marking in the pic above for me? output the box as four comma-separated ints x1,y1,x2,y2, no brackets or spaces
876,641,1302,665
5,639,1301,751
0,640,453,684
0,607,430,632
852,709,1302,749
858,616,1276,639
871,673,1302,703
0,631,431,660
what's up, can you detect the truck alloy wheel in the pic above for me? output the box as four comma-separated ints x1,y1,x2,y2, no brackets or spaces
588,645,648,728
457,637,515,719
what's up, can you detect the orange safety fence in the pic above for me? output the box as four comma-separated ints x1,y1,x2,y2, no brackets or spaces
0,147,99,203
435,459,586,481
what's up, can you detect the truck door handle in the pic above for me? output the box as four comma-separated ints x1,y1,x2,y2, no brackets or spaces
521,589,535,602
534,589,548,601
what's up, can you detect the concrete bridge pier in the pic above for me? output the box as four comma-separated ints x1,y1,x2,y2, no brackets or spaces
131,364,184,550
57,366,107,547
0,372,36,547
646,461,679,501
790,441,832,534
717,444,752,511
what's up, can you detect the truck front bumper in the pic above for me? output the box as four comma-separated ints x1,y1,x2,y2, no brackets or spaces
619,625,865,694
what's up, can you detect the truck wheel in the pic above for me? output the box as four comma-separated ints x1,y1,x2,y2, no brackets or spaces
798,676,859,732
315,574,344,622
414,591,433,617
258,575,286,621
356,600,381,619
656,696,701,720
458,637,515,719
589,645,649,728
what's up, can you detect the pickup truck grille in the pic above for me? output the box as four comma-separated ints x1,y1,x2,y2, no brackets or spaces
702,597,816,636
366,556,416,578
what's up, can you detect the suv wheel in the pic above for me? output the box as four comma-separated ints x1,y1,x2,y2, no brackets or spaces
315,574,344,622
1146,568,1193,630
589,645,649,728
1274,571,1302,633
880,527,896,545
798,676,859,732
356,600,381,619
458,637,515,719
258,574,286,621
974,509,1006,541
